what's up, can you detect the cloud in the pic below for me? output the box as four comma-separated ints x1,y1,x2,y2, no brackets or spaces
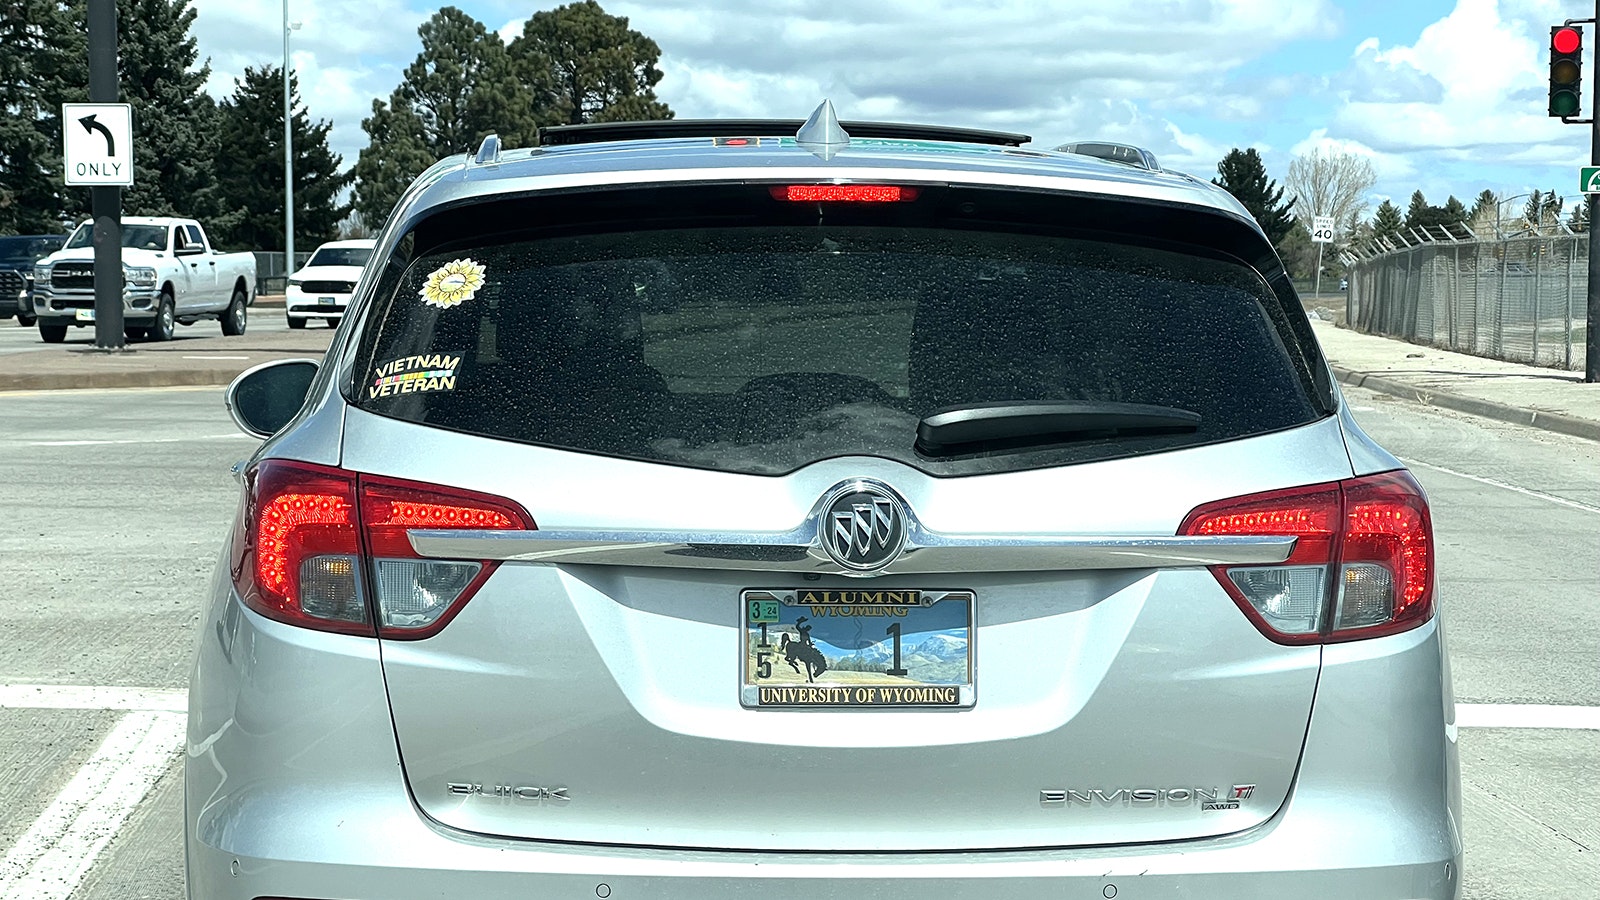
1289,128,1415,181
192,0,429,165
614,0,1338,151
1329,0,1579,159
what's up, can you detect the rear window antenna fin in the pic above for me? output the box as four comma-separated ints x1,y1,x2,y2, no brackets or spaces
796,99,850,159
1055,141,1160,172
472,133,501,166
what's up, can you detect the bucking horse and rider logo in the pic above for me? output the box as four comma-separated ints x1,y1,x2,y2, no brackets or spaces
778,616,829,682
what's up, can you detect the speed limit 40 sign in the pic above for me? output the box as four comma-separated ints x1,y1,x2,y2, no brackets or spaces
1311,216,1336,244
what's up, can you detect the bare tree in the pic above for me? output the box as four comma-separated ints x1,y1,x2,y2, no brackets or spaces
1285,148,1378,240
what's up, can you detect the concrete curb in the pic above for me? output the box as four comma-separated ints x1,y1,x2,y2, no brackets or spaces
0,368,242,392
1332,366,1600,443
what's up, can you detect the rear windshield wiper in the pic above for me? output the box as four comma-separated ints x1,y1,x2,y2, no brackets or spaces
915,401,1201,457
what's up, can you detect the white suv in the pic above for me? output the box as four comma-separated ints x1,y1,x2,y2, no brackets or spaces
285,238,376,328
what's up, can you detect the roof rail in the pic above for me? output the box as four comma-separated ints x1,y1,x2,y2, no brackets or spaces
1054,141,1160,172
538,118,1031,148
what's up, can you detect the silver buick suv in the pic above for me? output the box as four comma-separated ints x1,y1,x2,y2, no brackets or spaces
188,102,1461,899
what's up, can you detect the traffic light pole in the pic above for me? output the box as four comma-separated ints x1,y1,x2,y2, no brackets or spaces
87,0,124,350
1589,82,1599,382
1588,1,1600,381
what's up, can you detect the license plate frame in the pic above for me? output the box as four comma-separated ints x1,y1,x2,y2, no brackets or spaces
74,308,95,322
740,588,975,709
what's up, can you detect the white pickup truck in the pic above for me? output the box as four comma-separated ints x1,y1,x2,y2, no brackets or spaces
30,216,257,343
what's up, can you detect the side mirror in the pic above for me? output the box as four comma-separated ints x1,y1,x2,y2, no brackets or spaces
225,359,320,439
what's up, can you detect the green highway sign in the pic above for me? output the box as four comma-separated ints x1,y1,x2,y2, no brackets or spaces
1584,167,1600,194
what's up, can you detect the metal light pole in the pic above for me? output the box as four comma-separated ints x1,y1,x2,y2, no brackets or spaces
87,0,123,349
280,1,292,281
1496,193,1532,239
1589,0,1600,380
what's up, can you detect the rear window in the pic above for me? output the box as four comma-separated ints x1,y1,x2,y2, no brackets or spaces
350,186,1324,476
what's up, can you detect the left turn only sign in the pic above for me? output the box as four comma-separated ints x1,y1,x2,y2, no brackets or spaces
62,103,133,187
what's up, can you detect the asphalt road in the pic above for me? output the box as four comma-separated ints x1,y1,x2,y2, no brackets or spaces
0,384,1594,898
0,308,315,356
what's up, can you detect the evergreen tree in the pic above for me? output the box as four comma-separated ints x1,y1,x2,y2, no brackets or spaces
212,66,350,252
351,7,539,231
1371,199,1403,243
1404,190,1429,230
1212,148,1294,246
1569,201,1589,233
1402,190,1465,234
350,92,436,233
511,0,673,127
1523,190,1544,226
1468,189,1497,222
114,0,220,219
0,0,86,234
398,7,539,155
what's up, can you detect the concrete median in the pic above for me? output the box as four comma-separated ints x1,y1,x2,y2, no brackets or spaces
0,325,334,393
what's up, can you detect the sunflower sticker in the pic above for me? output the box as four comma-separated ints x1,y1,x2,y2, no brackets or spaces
419,258,487,309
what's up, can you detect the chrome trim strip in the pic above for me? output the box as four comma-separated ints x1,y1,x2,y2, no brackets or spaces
407,528,1295,575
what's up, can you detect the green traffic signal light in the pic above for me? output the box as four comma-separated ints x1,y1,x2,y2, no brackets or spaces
1550,25,1584,118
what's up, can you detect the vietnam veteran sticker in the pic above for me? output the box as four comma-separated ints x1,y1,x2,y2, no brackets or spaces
369,353,462,399
419,258,486,309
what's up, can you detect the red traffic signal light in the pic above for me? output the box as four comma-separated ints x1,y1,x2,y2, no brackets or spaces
1555,26,1582,55
1550,25,1584,118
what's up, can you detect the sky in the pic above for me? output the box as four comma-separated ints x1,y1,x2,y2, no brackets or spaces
189,0,1600,218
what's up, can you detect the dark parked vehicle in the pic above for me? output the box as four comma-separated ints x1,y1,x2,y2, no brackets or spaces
0,235,66,326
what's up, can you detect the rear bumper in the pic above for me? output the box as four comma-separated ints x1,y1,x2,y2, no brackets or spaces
186,574,1461,899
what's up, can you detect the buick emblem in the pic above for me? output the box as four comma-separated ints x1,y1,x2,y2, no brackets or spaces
819,482,907,573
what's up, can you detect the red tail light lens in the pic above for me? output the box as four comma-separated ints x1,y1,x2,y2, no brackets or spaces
771,184,918,202
235,461,369,635
1179,471,1434,644
233,461,533,639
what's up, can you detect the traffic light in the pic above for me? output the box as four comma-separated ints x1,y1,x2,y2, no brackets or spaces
1550,25,1583,118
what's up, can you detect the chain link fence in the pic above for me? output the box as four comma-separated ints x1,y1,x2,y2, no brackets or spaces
1345,234,1588,371
251,252,313,295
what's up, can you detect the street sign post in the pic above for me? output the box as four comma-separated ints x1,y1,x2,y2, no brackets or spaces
1311,215,1335,300
62,102,133,187
82,0,125,349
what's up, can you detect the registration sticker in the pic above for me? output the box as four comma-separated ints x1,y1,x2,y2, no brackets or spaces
740,589,974,709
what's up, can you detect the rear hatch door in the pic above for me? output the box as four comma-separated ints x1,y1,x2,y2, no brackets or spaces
344,179,1343,850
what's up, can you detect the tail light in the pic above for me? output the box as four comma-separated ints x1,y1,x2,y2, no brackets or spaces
770,184,919,202
232,460,533,639
1179,470,1433,644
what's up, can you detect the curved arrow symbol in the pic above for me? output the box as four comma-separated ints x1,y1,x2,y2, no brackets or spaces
78,114,115,156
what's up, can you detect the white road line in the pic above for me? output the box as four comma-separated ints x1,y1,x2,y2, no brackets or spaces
0,710,185,900
0,685,185,712
1409,460,1600,515
20,433,249,447
1455,703,1600,730
180,355,250,360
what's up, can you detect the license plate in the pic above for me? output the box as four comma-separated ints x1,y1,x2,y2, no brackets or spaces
318,297,335,306
74,308,95,322
741,588,974,709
